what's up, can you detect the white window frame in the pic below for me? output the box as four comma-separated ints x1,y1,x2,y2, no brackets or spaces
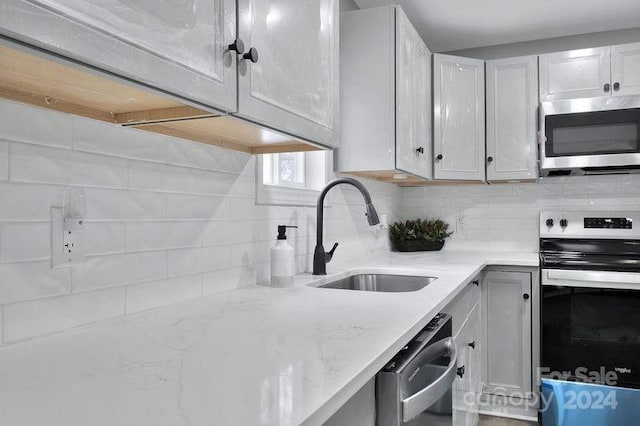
256,150,333,207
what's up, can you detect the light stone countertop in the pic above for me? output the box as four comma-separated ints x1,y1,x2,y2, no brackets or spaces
0,251,538,426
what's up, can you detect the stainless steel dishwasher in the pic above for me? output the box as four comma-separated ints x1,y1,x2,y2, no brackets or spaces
376,313,456,426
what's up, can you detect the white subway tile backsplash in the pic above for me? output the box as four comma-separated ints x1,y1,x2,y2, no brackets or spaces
0,182,63,221
166,194,228,221
0,222,50,262
168,139,252,174
0,141,8,180
0,101,72,148
84,222,125,255
125,222,202,251
168,246,231,276
129,160,207,194
72,116,168,163
0,261,70,305
3,287,124,342
203,220,254,246
84,188,165,221
0,306,4,344
11,143,128,188
72,251,166,291
125,275,202,314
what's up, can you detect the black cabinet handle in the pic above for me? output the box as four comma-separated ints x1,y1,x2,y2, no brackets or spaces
604,83,611,92
523,293,530,300
457,366,465,378
416,146,424,154
487,156,494,163
242,47,259,63
228,39,245,54
473,280,479,286
614,82,621,91
468,341,476,349
436,154,443,161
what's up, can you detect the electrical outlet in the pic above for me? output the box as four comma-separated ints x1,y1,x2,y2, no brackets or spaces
457,214,465,232
51,207,85,268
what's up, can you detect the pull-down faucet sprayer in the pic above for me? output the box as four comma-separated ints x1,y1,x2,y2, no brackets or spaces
313,178,380,275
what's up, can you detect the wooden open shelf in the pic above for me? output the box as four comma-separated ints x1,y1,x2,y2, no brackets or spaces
0,42,320,154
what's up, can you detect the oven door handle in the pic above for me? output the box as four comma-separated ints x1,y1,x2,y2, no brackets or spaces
544,269,640,289
401,337,457,422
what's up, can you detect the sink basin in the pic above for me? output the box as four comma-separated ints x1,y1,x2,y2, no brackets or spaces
317,274,437,293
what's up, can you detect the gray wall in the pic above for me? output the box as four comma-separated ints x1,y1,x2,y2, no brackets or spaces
340,0,359,12
446,27,640,59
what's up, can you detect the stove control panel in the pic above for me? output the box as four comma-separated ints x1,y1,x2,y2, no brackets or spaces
584,217,633,229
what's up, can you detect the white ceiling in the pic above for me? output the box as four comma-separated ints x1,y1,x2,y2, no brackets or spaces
353,0,640,52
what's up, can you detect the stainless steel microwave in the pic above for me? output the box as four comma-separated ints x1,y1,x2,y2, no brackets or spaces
540,96,640,176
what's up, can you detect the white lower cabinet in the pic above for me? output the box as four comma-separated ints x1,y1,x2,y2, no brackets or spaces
481,270,532,398
443,279,482,426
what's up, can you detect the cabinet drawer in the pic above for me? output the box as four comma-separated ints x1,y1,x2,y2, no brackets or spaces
444,278,481,336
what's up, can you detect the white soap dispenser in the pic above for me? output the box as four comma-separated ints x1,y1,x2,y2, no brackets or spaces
270,225,298,287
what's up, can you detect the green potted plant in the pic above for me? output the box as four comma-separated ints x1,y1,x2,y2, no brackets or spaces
389,218,453,252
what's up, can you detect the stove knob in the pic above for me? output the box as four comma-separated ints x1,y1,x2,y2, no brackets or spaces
560,219,568,228
545,218,554,227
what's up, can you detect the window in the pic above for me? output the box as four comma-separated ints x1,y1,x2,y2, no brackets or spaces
256,150,330,206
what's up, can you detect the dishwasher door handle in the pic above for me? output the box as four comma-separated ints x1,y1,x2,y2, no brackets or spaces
401,337,457,422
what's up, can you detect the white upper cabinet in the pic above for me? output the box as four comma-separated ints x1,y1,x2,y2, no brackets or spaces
433,54,485,181
395,8,432,179
540,43,640,101
611,42,640,96
539,47,610,101
1,0,339,149
2,0,238,112
236,0,339,148
338,5,432,182
486,56,538,182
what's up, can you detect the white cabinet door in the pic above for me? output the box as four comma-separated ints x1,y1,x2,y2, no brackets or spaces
611,42,640,97
395,7,432,179
466,304,481,426
482,271,532,398
486,56,538,182
237,0,339,148
453,328,470,426
5,0,237,111
433,54,485,181
539,47,611,101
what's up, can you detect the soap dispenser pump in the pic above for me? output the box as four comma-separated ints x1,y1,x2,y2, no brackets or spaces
270,225,298,287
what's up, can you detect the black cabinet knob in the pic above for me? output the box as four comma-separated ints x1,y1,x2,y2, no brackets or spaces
436,154,443,161
242,47,259,63
614,82,621,91
546,218,554,227
560,218,568,228
468,341,476,349
457,366,465,378
472,280,479,286
228,39,245,54
416,146,424,154
523,293,530,300
487,156,494,163
604,83,611,92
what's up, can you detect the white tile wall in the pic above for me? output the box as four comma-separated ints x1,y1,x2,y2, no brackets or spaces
0,99,399,345
0,141,8,180
402,175,640,252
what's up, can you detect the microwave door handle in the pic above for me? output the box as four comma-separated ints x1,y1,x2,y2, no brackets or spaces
401,337,457,422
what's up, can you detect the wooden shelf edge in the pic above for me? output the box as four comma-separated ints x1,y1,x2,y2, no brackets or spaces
115,105,217,126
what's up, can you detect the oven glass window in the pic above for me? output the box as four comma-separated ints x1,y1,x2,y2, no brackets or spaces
542,286,640,388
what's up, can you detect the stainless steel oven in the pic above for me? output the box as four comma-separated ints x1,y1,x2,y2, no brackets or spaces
539,211,640,425
540,96,640,176
377,313,456,425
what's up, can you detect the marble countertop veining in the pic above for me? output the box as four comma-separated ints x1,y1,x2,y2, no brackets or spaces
0,251,538,426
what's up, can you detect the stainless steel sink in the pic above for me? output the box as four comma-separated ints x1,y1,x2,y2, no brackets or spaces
317,274,436,292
